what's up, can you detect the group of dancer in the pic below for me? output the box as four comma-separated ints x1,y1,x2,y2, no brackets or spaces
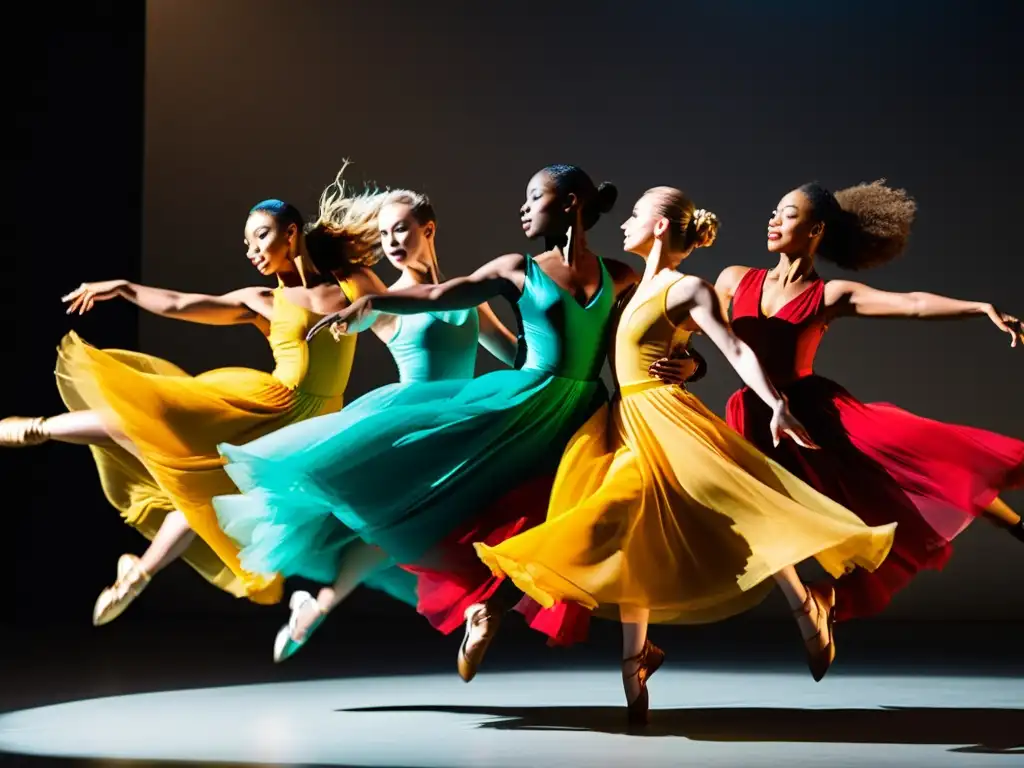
3,162,1021,726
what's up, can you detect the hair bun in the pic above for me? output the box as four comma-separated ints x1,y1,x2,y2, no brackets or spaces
691,208,720,249
596,181,618,214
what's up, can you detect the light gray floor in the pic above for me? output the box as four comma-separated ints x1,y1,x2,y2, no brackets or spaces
0,668,1020,767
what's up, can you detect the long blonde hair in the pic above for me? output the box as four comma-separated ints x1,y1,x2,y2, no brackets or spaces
299,161,387,281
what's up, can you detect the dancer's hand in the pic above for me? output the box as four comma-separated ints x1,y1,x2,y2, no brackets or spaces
306,297,374,342
649,347,706,386
306,309,353,342
984,304,1022,348
63,280,128,315
770,399,818,449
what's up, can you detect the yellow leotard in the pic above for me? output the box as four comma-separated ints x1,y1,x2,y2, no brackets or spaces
56,281,361,604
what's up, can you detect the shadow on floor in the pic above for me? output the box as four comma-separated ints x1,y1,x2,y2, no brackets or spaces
342,704,1024,753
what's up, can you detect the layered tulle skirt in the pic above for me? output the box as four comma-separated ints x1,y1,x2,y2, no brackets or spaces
214,367,608,637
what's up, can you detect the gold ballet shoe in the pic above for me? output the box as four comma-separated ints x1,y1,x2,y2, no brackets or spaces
793,582,836,682
0,417,48,447
622,639,666,727
93,554,152,626
457,601,503,683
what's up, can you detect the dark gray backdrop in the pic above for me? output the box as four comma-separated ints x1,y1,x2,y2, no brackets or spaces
138,0,1021,619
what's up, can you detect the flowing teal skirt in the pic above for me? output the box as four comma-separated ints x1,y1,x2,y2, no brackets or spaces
214,368,606,575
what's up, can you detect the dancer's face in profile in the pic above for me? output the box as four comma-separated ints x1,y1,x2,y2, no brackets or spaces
520,171,573,240
768,190,819,255
379,202,434,272
621,192,661,257
244,211,297,275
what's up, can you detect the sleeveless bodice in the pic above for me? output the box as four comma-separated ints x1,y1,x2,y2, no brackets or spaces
517,254,614,380
730,268,827,386
614,272,695,389
386,309,480,383
270,283,358,398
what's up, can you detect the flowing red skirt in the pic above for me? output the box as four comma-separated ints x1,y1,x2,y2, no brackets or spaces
726,375,1024,621
401,473,591,647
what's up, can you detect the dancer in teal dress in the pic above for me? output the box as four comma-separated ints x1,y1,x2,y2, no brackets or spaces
215,188,520,660
215,164,656,663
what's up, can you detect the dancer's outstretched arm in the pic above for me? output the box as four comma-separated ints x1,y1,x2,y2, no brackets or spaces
308,254,526,340
63,280,275,331
824,280,1021,347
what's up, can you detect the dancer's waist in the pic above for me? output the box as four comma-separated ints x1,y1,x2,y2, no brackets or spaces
273,375,347,401
618,379,681,397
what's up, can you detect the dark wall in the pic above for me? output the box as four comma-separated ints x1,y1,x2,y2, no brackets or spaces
141,1,1022,618
8,2,145,625
8,1,1021,627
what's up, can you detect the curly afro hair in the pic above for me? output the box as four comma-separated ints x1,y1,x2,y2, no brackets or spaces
800,179,917,270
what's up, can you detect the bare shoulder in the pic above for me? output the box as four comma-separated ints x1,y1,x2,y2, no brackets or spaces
662,274,715,326
824,278,886,318
292,278,361,316
233,286,275,311
477,252,527,279
234,285,275,301
222,286,275,324
490,252,528,271
674,273,712,301
714,264,753,296
823,278,863,302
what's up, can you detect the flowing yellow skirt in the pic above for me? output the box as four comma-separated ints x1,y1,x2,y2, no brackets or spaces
55,332,343,604
477,382,896,624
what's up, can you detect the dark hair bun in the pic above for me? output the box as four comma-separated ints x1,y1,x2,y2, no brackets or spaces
596,182,618,214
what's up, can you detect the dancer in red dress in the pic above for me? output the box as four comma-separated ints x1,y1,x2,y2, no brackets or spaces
704,181,1023,621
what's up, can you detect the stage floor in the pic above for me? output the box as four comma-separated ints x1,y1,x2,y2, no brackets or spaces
1,617,1020,767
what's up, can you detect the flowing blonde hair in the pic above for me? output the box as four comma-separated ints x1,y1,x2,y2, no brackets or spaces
299,161,388,281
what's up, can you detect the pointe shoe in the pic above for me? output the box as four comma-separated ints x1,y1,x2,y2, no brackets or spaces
0,417,48,447
457,602,503,683
273,590,325,663
93,554,151,626
622,639,666,727
793,582,836,682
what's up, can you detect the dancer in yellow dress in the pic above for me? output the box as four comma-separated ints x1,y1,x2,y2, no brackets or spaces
0,170,386,624
476,187,896,724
